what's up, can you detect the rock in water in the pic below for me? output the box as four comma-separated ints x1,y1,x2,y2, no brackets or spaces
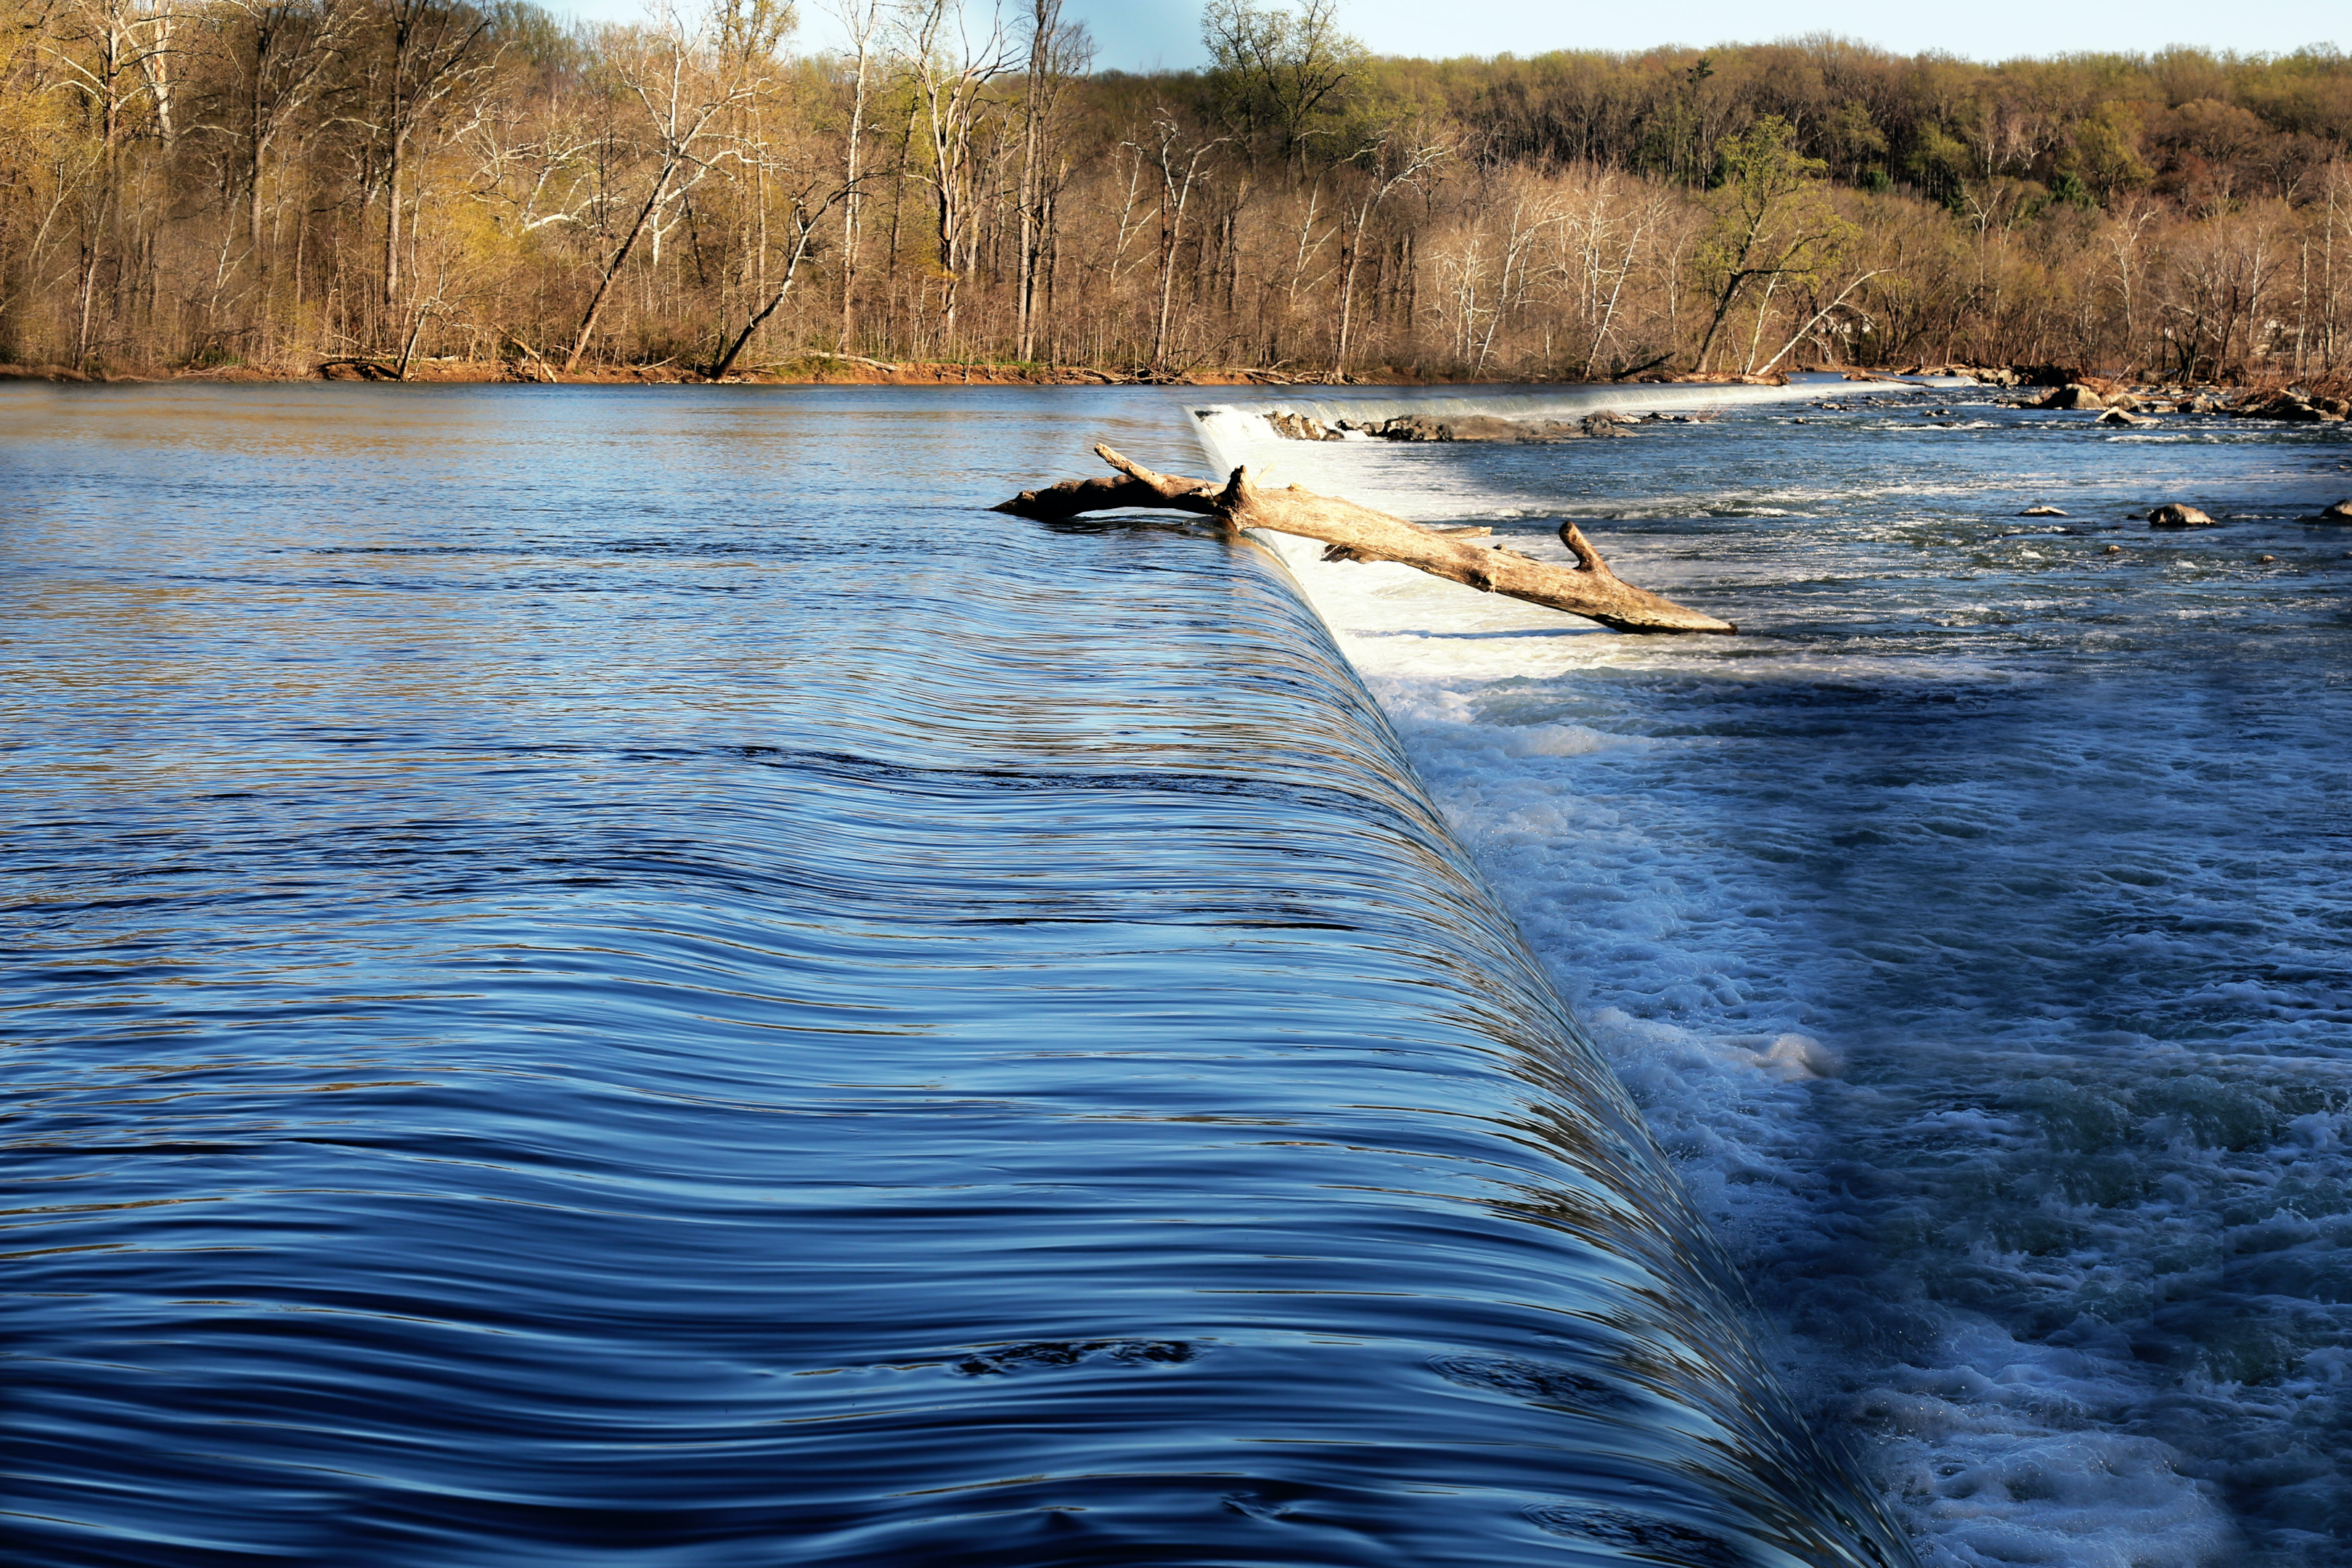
2319,499,2352,521
1447,415,1582,442
1265,412,1344,441
2148,504,2218,528
2233,392,2345,423
2037,383,2108,411
1365,415,1589,443
2096,408,2157,428
2020,505,2068,516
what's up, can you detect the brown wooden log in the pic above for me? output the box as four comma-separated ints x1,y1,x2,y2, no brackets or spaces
992,444,1736,635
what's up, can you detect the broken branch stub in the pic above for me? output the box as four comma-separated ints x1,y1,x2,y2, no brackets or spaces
991,444,1736,635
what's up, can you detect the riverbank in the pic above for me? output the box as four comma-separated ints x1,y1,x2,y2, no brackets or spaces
14,354,2334,405
0,356,1813,390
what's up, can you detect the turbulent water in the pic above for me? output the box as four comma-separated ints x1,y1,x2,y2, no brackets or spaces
1,384,1913,1567
1195,380,2352,1568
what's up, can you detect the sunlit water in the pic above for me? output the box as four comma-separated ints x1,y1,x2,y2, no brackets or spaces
1196,382,2352,1568
0,385,1909,1567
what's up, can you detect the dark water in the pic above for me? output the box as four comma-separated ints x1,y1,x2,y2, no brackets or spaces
1198,385,2352,1567
1,385,1904,1567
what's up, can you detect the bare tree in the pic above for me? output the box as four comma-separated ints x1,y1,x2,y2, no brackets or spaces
218,0,346,266
1129,108,1225,372
563,0,789,375
1332,125,1443,372
704,166,857,378
894,0,1011,352
1012,0,1086,361
829,0,882,350
372,0,490,319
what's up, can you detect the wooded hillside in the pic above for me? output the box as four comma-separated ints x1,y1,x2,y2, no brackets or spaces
4,0,2348,382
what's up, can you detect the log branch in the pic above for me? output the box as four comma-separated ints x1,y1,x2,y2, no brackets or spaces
993,444,1736,635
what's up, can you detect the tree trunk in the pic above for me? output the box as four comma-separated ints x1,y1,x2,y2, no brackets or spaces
384,127,405,317
995,446,1737,635
563,162,674,375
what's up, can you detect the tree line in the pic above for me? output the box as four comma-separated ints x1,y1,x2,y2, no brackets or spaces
3,0,2348,383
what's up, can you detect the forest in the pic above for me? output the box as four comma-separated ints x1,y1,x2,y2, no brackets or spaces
2,0,2349,383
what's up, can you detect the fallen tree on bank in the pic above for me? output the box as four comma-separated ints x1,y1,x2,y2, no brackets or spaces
992,446,1737,635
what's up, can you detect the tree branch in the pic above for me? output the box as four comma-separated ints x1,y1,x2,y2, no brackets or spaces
995,446,1736,635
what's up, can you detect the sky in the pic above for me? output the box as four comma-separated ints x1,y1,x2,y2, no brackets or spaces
551,0,2350,69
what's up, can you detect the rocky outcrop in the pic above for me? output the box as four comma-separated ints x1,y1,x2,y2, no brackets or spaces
2019,505,2068,516
1345,413,1593,443
2231,391,2347,423
2148,504,2218,528
2037,383,2109,411
2318,499,2352,521
1265,412,1345,441
2096,408,2158,428
1372,415,1465,441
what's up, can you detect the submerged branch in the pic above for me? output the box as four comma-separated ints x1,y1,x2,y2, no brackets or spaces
993,445,1736,635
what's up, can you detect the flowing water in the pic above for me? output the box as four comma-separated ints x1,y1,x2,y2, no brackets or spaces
1195,381,2352,1568
1,384,1908,1568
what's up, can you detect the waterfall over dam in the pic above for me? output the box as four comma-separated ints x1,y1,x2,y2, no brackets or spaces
4,381,1912,1567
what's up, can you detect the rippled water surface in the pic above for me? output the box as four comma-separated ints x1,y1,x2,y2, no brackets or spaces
1,384,1907,1567
1198,382,2352,1568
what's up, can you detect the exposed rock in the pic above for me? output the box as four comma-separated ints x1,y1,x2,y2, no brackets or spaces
1265,411,1344,441
2233,392,2345,423
2258,555,2277,563
2096,408,2158,428
2148,504,2218,528
2019,505,2068,516
2037,383,2108,411
1363,414,1588,443
2318,499,2352,521
2104,544,2124,553
1373,415,1453,441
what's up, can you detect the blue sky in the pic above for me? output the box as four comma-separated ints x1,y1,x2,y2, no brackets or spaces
553,0,2349,70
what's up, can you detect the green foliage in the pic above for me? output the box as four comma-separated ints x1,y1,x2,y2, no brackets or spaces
2072,100,2154,199
1691,117,1855,370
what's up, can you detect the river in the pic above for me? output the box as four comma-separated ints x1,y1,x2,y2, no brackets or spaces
1198,378,2352,1567
5,377,2346,1567
3,382,1900,1568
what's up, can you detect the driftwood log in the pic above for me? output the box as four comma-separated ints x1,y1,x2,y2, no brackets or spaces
993,444,1736,635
